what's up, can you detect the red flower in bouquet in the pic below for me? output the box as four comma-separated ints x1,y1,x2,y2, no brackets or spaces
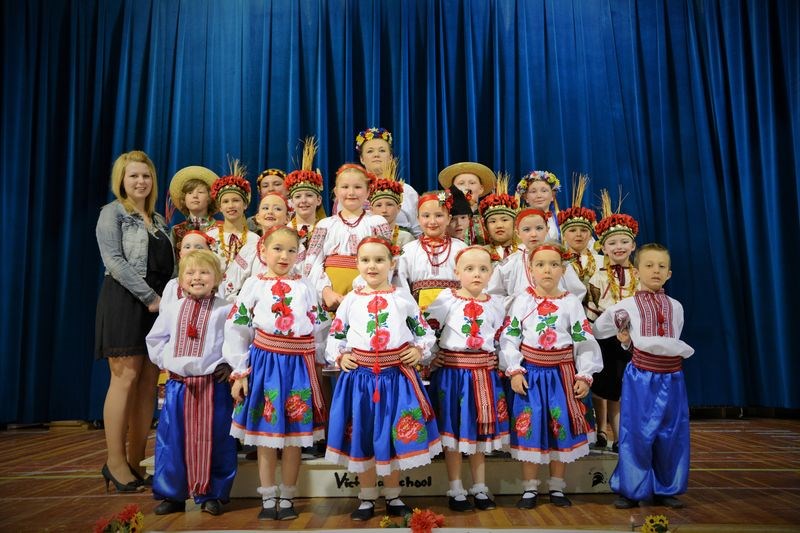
408,507,445,533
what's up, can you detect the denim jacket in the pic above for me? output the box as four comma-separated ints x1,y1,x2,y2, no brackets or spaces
96,200,171,305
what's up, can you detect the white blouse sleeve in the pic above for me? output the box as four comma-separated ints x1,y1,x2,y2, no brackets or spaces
325,291,353,366
146,305,173,370
562,262,587,302
399,289,436,365
563,295,603,379
222,277,258,376
498,296,528,374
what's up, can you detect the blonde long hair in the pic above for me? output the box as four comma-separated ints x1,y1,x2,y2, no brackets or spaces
110,150,158,215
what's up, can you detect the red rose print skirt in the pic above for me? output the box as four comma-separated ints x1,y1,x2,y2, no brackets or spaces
230,346,325,448
505,361,593,464
325,366,443,476
429,367,510,454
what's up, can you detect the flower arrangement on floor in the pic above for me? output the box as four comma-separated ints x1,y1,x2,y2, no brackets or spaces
640,514,670,533
93,504,144,533
379,507,445,533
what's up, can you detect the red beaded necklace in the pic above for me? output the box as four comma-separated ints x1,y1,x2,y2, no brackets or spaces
419,236,453,267
338,210,366,228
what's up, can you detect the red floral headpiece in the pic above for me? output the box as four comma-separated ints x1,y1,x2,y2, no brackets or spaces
285,169,323,196
369,177,404,205
181,230,215,247
595,213,639,244
211,174,251,205
256,168,287,187
336,163,376,187
355,127,393,152
479,193,518,220
418,190,453,212
454,245,493,265
557,206,597,231
357,236,401,257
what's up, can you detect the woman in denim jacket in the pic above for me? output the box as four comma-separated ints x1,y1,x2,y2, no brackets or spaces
95,150,175,492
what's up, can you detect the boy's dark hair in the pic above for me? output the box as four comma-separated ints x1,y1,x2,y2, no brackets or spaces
633,243,671,268
179,178,217,216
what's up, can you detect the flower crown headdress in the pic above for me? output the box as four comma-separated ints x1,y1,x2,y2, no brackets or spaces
594,187,638,244
355,127,393,152
479,172,519,220
369,157,404,205
418,189,453,212
285,136,324,197
516,170,561,196
557,173,597,232
211,158,251,206
256,168,287,188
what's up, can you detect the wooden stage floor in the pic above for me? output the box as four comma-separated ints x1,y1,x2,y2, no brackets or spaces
0,418,798,532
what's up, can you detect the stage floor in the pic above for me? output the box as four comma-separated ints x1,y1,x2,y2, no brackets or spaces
0,418,798,532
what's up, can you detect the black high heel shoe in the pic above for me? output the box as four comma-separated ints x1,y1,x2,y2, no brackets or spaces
101,464,143,493
128,464,153,487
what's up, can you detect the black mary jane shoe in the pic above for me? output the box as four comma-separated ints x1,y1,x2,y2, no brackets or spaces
654,495,685,509
448,496,475,512
549,491,572,507
101,464,143,493
258,501,277,520
516,490,538,509
386,499,412,517
154,500,186,515
474,494,497,511
613,496,639,509
350,501,375,521
276,499,299,520
201,499,223,516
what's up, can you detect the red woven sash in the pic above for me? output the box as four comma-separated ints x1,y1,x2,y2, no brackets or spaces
170,372,214,496
253,331,326,424
632,348,682,373
352,344,434,421
409,279,459,301
324,254,357,269
440,349,498,435
520,344,588,436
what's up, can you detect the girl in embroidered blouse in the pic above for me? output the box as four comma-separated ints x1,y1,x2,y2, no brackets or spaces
499,242,602,509
247,168,288,234
395,190,468,311
146,250,236,516
325,237,441,521
223,226,328,521
205,166,261,302
304,164,392,311
425,246,508,512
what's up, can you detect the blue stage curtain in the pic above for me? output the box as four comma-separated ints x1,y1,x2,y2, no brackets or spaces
1,0,797,423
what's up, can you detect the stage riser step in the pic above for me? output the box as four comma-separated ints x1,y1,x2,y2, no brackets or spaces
145,452,618,497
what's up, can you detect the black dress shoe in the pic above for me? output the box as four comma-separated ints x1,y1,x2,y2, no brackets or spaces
654,495,685,508
611,441,619,453
516,490,538,509
350,501,375,521
201,499,222,516
276,499,299,520
474,495,496,510
386,500,412,517
595,431,608,449
549,491,572,507
448,496,474,512
258,504,277,520
154,500,186,515
614,496,638,509
101,464,143,493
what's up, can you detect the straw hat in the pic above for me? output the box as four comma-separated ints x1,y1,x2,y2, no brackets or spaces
437,162,496,191
169,166,219,209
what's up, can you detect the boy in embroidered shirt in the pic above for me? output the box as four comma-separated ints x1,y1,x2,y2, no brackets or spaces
369,159,415,250
146,250,237,516
593,243,693,510
438,162,496,245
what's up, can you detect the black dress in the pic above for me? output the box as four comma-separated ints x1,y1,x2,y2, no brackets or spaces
590,336,632,401
94,230,174,359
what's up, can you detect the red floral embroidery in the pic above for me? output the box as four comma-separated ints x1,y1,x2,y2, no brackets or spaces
370,328,391,351
275,314,295,332
537,299,558,316
227,304,237,319
427,318,441,331
466,335,483,350
515,411,532,438
463,301,484,319
271,301,291,315
395,413,423,444
271,280,291,297
538,328,558,350
344,421,353,442
263,396,276,424
550,417,563,439
496,396,508,423
582,318,592,334
366,295,389,314
330,317,344,333
285,394,309,422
